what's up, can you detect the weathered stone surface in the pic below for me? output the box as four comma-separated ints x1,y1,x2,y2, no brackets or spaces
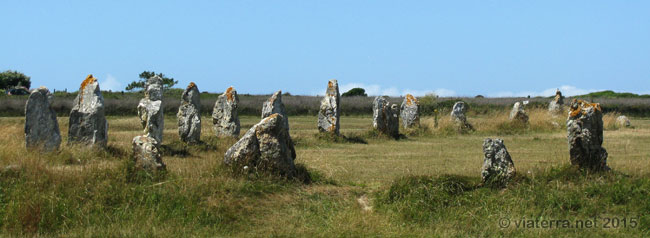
548,89,564,113
567,99,609,171
24,86,61,151
481,138,516,186
509,101,529,123
131,135,165,172
137,76,164,144
400,94,420,128
450,101,474,131
616,115,631,128
372,96,399,138
177,82,201,143
262,91,289,131
318,80,340,135
224,113,296,177
213,86,240,137
68,74,108,147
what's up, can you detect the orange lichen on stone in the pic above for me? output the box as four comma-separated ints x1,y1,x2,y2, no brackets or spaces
405,94,417,106
187,82,197,90
569,99,602,117
225,86,234,102
80,74,96,90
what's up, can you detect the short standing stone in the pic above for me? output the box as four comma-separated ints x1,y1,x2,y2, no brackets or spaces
616,115,631,128
450,101,474,131
318,80,340,135
24,86,61,151
212,86,241,137
177,82,201,143
509,101,529,123
261,90,289,130
68,74,108,147
400,94,420,128
372,96,399,138
131,135,165,173
481,138,516,186
224,113,296,177
567,99,609,171
137,75,164,144
548,89,564,113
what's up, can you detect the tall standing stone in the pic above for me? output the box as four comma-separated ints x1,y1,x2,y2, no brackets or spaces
372,96,399,138
24,86,61,151
212,86,240,137
131,135,165,174
137,75,164,144
400,94,420,128
224,113,296,177
567,99,609,171
177,82,201,143
262,91,289,131
509,101,529,124
548,89,564,113
616,115,631,128
318,80,340,135
450,101,473,131
481,138,516,186
68,74,108,147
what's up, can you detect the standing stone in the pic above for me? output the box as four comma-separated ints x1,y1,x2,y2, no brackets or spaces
509,101,529,124
68,74,108,147
212,86,240,137
400,94,420,128
318,80,340,135
24,86,61,151
481,138,516,186
548,89,564,113
177,82,201,143
567,99,609,171
616,115,631,128
224,113,296,177
261,91,289,130
137,76,164,144
450,101,474,131
131,135,165,173
372,96,399,138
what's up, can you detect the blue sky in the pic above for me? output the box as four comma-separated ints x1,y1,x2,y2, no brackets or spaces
1,1,649,97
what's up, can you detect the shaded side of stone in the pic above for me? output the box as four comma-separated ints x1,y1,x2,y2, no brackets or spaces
261,91,289,131
24,86,61,151
372,96,399,138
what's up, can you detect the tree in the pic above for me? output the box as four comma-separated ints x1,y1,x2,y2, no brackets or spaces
0,70,31,89
342,87,367,97
125,71,178,91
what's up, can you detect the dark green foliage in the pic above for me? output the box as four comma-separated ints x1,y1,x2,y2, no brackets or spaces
0,70,31,90
125,71,178,91
341,88,367,97
576,90,650,99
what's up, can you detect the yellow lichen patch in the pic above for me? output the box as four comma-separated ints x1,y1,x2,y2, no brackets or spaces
80,74,96,90
187,82,197,90
225,87,234,102
405,94,418,106
569,99,602,117
328,81,333,89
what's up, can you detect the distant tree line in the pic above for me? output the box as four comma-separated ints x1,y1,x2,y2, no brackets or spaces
125,71,178,91
0,70,31,89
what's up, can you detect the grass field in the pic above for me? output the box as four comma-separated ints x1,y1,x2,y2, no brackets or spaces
0,111,648,237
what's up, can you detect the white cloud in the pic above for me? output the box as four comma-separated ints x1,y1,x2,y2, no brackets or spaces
488,85,603,98
100,74,122,91
334,83,457,97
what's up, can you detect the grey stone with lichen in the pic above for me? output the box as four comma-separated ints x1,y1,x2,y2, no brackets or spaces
177,82,201,143
68,75,108,147
213,86,241,137
24,86,61,152
450,101,473,131
400,94,420,128
548,89,564,113
372,96,399,138
481,138,516,186
509,101,529,124
567,99,609,171
224,113,296,177
137,75,164,144
318,80,340,135
131,135,165,173
262,90,289,131
616,115,631,128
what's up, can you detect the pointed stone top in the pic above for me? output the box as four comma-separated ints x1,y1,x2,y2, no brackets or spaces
569,99,602,118
81,74,97,90
269,90,282,102
404,94,418,106
326,80,339,96
186,82,197,90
